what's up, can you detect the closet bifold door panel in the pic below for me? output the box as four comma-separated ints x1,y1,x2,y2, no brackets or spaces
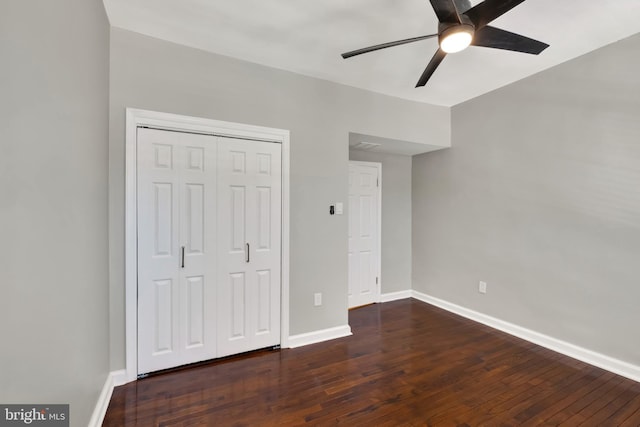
216,137,282,358
137,128,218,374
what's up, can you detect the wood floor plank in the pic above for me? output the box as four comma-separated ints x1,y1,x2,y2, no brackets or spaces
605,391,640,426
103,299,640,426
582,381,640,426
457,361,590,425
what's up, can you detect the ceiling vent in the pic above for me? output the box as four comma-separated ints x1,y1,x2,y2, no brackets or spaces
351,141,381,151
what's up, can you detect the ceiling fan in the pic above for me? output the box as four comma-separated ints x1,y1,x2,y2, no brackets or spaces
341,0,549,87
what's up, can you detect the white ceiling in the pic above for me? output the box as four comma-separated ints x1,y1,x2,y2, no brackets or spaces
103,0,640,107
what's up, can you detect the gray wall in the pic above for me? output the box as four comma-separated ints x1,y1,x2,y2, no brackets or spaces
349,151,412,294
109,28,450,369
0,1,111,426
412,33,640,365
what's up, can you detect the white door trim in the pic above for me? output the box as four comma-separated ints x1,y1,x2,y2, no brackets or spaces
124,108,290,383
348,160,382,306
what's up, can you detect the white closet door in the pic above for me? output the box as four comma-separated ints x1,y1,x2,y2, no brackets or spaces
137,128,217,374
348,162,380,308
217,137,282,357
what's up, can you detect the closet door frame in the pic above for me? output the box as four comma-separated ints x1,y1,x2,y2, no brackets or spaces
123,108,290,384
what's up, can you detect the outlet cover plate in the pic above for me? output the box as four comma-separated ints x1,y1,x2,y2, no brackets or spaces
479,281,487,294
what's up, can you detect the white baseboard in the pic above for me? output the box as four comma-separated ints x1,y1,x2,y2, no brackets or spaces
412,290,640,383
88,369,125,427
111,369,128,387
288,324,352,348
380,290,412,302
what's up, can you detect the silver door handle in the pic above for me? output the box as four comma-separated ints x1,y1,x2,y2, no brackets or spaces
181,246,185,268
246,243,250,263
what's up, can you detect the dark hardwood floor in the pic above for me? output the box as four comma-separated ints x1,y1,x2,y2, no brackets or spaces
103,299,640,426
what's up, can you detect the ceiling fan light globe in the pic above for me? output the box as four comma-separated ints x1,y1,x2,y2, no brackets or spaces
441,32,472,53
440,24,474,53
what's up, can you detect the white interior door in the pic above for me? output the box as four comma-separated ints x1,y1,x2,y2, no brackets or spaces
348,161,381,308
137,128,217,374
217,137,282,357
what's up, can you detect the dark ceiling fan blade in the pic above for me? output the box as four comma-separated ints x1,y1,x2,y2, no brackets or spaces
472,26,549,54
416,48,447,87
341,34,438,59
456,0,474,13
464,0,526,29
429,0,461,23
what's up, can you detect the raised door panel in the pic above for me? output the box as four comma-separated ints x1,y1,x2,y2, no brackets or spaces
358,251,374,297
230,186,247,252
185,276,204,348
186,146,204,172
256,187,271,250
256,270,272,334
359,195,373,239
185,184,204,255
153,183,174,257
153,279,174,354
229,272,246,339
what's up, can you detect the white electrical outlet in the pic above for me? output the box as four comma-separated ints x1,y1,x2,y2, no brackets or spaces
479,281,487,294
314,293,322,306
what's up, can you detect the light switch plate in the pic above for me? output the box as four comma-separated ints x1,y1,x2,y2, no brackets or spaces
335,202,343,215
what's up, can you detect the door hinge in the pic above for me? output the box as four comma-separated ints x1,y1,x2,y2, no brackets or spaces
376,177,379,187
376,277,379,285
